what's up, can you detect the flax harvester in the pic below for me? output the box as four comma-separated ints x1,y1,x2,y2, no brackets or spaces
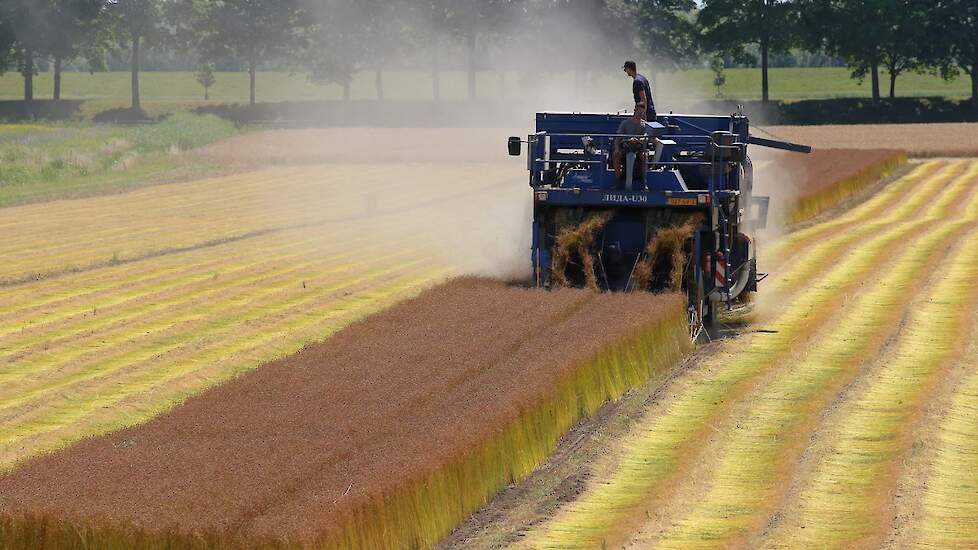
508,110,810,336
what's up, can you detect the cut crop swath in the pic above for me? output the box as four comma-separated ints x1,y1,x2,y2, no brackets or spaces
0,163,491,284
762,161,966,303
521,160,978,549
915,330,978,547
760,205,978,548
649,164,978,549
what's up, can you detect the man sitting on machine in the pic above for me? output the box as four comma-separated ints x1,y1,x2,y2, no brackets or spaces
612,106,650,190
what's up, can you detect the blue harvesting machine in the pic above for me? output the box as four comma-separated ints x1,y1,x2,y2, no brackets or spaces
508,110,810,334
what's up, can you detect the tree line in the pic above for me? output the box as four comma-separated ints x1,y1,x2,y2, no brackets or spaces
0,0,975,110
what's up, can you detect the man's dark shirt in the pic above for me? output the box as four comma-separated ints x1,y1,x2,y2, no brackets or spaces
632,73,656,121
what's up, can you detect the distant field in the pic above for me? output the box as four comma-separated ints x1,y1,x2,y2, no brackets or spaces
0,68,972,111
0,114,236,207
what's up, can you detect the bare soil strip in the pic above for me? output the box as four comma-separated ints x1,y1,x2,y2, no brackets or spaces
0,279,690,550
765,123,978,158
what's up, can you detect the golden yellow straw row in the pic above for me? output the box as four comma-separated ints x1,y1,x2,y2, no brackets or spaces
521,160,978,549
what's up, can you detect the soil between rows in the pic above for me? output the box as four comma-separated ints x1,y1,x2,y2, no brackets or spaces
765,123,978,157
0,278,684,546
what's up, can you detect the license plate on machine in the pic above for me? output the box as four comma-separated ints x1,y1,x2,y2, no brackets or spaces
667,197,698,206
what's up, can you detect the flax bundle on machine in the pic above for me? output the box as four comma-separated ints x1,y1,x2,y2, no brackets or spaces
551,211,614,290
631,213,703,292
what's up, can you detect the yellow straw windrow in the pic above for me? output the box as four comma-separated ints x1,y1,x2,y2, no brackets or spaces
758,206,978,548
522,160,978,549
915,323,978,548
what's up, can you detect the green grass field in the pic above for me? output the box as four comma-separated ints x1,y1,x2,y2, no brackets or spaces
0,113,236,207
0,67,972,109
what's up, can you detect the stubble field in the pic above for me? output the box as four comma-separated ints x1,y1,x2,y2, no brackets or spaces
1,125,976,550
487,159,978,549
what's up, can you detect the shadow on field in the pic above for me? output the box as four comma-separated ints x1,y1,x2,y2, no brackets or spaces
779,97,978,125
0,100,82,121
92,107,157,124
688,97,978,125
1,96,974,127
194,99,541,128
194,97,978,128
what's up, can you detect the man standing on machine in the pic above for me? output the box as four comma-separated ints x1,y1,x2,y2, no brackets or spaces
623,61,656,122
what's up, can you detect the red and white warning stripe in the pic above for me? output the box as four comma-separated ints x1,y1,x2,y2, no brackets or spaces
715,257,727,287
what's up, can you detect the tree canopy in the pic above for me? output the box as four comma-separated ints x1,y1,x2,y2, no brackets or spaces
0,0,974,108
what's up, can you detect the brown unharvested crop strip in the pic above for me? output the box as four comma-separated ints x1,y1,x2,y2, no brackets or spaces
0,278,691,550
780,149,907,224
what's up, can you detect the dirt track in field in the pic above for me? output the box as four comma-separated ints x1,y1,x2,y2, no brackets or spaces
0,279,684,546
765,122,978,157
197,128,517,164
460,158,978,550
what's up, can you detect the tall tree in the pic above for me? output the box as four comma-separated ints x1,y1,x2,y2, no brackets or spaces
699,0,798,103
616,0,699,68
932,0,978,106
530,0,628,99
427,0,450,101
800,0,929,102
202,0,304,106
0,10,15,85
453,0,525,100
0,0,55,103
48,0,108,100
352,0,404,100
107,0,164,111
302,0,360,100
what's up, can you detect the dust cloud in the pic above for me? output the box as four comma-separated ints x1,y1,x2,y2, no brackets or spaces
200,3,790,283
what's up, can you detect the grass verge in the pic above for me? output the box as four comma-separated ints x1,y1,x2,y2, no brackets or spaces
0,113,236,207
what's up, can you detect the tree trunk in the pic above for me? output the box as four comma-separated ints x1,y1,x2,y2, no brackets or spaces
971,70,977,107
248,52,257,106
870,60,880,103
375,68,383,100
466,30,477,100
889,70,897,99
760,36,770,103
205,87,209,101
131,35,141,111
431,35,440,101
53,56,62,101
23,48,34,103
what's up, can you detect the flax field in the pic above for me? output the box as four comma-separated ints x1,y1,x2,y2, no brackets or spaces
517,159,978,549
